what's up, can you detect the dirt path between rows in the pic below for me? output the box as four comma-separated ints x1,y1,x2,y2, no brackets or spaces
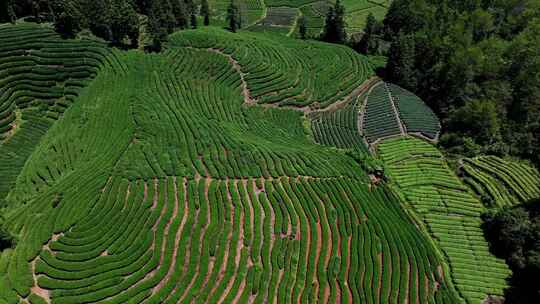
207,48,256,106
224,180,249,303
384,82,406,135
30,259,50,304
212,181,240,303
151,177,187,294
177,176,213,302
377,252,384,303
345,235,353,303
405,261,411,304
29,231,65,304
205,48,379,117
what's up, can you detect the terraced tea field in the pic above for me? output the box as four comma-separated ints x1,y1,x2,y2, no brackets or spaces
0,22,519,304
360,82,440,146
170,27,372,109
378,137,510,303
310,93,370,154
0,23,469,303
205,0,391,35
460,156,540,207
0,23,123,208
248,7,299,35
208,0,266,27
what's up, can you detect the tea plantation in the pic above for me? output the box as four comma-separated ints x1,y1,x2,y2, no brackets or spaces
378,137,510,303
205,0,391,36
0,22,527,304
460,156,540,207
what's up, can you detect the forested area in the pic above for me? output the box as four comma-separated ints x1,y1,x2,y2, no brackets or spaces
482,199,540,303
357,0,540,169
0,0,211,49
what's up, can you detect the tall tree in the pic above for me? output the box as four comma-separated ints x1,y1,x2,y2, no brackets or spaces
82,0,112,40
32,0,41,22
298,15,307,39
51,0,81,38
190,11,197,28
1,0,16,23
482,200,540,304
135,0,153,15
226,0,240,33
160,0,176,32
172,0,188,29
448,99,501,144
356,12,382,54
321,0,346,43
147,6,167,51
200,0,210,26
109,0,139,46
386,32,417,91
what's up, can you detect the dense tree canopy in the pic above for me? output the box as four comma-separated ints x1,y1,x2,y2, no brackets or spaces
0,0,202,50
200,0,210,26
298,15,307,39
482,199,540,303
226,0,240,33
355,13,383,55
358,0,540,169
321,0,346,44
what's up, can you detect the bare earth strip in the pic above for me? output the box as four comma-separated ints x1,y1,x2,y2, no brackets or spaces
177,177,213,302
384,82,407,135
377,252,383,303
29,232,65,304
247,178,263,304
320,203,332,304
208,182,236,301
313,220,323,301
219,180,247,303
108,179,166,299
296,190,312,303
346,235,353,304
151,177,187,294
207,48,256,106
405,260,411,304
264,179,277,303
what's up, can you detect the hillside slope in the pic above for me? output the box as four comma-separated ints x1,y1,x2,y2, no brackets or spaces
378,137,510,303
0,25,465,304
0,23,123,208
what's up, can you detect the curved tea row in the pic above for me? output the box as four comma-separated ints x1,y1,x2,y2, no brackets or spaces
378,137,510,303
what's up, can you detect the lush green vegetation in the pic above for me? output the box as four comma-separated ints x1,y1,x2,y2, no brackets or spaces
209,0,391,36
388,84,440,140
360,81,439,145
360,0,540,169
208,0,264,27
169,27,372,108
0,23,122,208
482,200,540,304
378,137,510,303
0,24,467,303
460,156,540,208
361,82,402,144
310,91,369,154
0,216,16,252
2,1,538,302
